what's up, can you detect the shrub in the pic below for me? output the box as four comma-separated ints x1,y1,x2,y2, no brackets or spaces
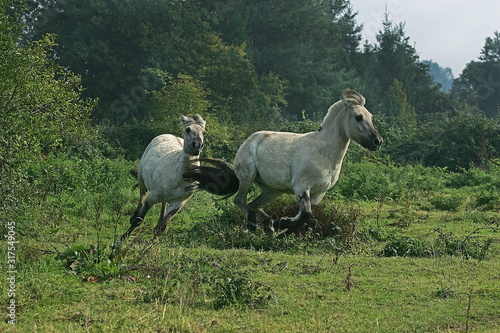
474,188,500,210
56,244,126,281
208,268,273,309
447,168,493,188
381,229,493,260
430,194,464,212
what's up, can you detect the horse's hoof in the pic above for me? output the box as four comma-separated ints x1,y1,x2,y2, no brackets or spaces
264,220,275,234
273,217,283,230
130,216,143,227
246,222,257,232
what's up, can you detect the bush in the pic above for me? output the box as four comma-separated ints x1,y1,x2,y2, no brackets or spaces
474,189,500,210
447,168,493,188
208,268,273,309
430,194,464,212
381,229,493,260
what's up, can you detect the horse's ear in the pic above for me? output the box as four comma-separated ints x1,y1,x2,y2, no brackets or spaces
192,114,206,129
341,95,350,108
342,89,365,107
180,115,190,127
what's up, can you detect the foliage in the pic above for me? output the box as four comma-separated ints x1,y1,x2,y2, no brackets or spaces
148,73,211,134
0,22,95,170
358,13,452,119
0,2,96,230
56,244,125,281
386,109,500,170
452,31,500,117
208,267,273,309
26,0,216,120
387,78,417,131
21,0,500,172
381,229,494,260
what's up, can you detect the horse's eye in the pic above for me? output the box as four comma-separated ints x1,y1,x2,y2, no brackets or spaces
355,115,363,122
185,127,192,134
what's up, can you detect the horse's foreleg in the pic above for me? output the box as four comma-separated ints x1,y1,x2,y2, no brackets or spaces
274,189,312,234
159,202,167,222
153,199,188,239
130,189,147,225
121,199,151,241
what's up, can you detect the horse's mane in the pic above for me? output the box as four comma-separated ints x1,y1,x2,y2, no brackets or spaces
181,114,206,129
342,89,365,106
319,89,366,130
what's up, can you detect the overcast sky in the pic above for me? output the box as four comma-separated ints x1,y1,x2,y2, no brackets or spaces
349,0,500,77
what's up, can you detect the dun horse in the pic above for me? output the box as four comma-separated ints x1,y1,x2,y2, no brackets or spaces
120,114,206,241
184,90,382,234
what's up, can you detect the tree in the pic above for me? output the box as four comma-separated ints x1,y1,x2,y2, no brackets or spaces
358,13,453,119
213,0,363,120
388,79,416,132
388,110,500,170
148,73,211,135
0,0,96,227
452,31,500,118
1,2,96,170
28,0,286,127
28,0,217,121
330,0,363,68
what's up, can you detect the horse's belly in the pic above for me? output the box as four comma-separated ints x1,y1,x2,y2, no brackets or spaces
255,173,294,193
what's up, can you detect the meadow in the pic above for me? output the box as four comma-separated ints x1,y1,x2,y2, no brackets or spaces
1,155,499,332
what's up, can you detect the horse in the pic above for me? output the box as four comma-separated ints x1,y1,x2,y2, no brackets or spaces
120,114,206,241
183,90,382,234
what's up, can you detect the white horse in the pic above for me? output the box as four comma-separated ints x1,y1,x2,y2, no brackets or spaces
121,114,206,241
184,90,382,234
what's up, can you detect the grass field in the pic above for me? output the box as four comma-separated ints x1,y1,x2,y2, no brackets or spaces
1,156,499,332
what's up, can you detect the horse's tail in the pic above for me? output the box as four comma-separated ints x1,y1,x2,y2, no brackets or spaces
183,158,239,198
129,166,139,191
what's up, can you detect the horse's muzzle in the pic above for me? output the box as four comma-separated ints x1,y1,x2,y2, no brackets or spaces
189,142,204,156
364,133,383,151
370,135,383,151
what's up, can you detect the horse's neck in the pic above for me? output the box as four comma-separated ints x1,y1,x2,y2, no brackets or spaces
179,151,199,171
317,103,351,163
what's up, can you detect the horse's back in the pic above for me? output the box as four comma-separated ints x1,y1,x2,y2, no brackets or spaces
138,134,184,190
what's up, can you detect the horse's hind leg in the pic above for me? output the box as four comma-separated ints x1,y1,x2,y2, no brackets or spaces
153,199,188,238
234,180,258,231
249,188,282,232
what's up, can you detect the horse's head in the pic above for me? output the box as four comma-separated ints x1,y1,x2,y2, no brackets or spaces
181,114,206,156
341,90,383,151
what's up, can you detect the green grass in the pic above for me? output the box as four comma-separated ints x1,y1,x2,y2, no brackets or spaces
1,157,499,332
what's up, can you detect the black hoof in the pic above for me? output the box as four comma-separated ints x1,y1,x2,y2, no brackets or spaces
264,219,275,234
130,216,143,227
247,222,257,232
273,217,287,230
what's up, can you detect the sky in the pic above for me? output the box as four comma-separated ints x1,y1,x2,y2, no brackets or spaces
349,0,500,77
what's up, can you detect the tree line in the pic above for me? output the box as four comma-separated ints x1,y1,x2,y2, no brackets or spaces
2,0,500,172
